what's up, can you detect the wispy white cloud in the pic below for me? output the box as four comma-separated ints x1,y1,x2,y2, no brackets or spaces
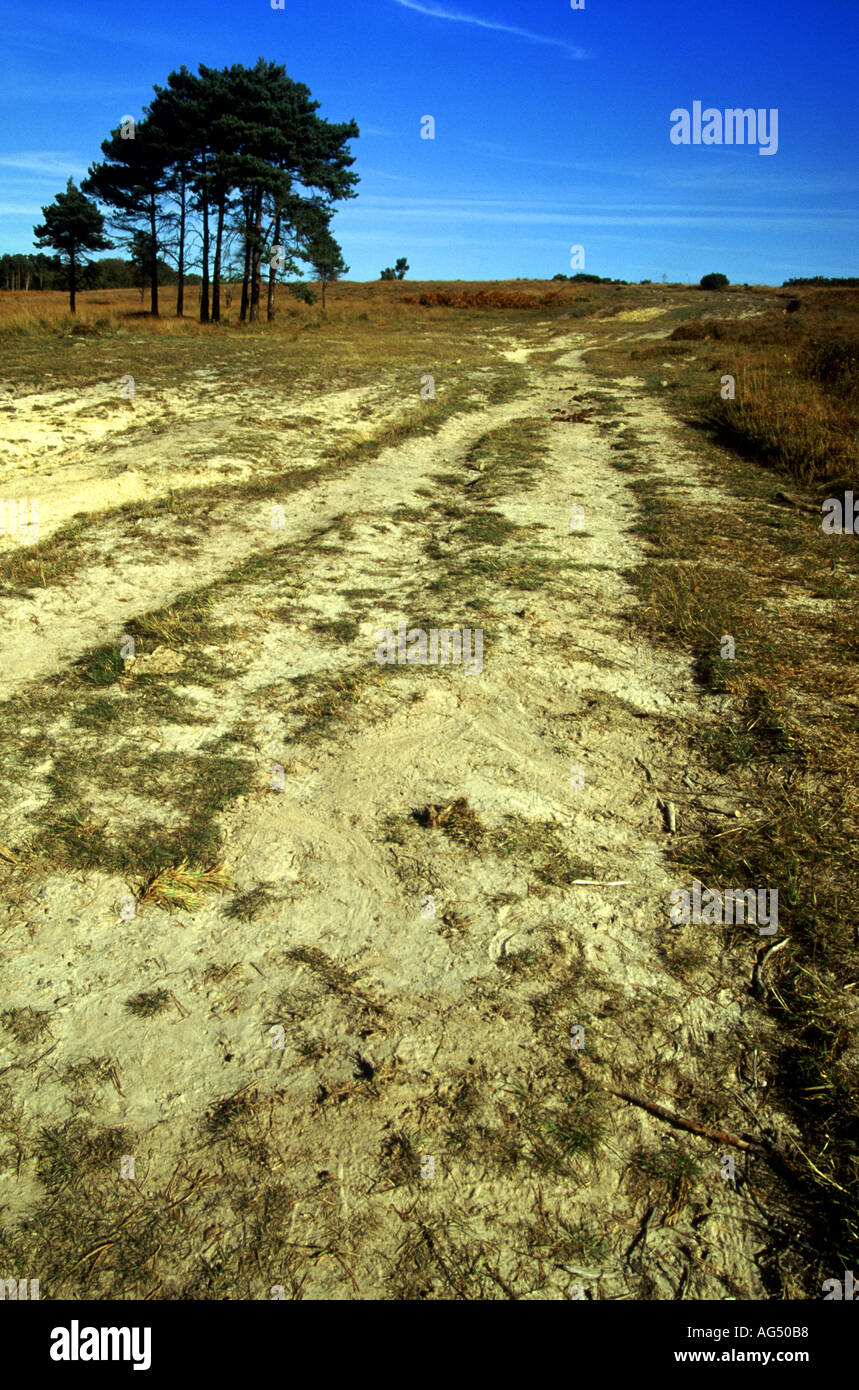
346,193,855,229
456,140,859,196
0,153,87,179
391,1,589,58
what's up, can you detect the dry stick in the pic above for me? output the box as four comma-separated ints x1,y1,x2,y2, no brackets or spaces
580,1060,804,1181
576,1058,760,1153
606,1080,756,1151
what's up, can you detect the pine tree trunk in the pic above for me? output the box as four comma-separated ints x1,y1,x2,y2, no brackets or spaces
199,152,210,323
149,198,159,317
212,193,225,322
267,205,281,322
249,190,263,323
176,167,186,316
69,252,76,314
240,237,251,323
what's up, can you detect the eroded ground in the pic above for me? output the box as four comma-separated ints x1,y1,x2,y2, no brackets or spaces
0,292,838,1298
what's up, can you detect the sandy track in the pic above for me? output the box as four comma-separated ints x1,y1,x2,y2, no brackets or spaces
0,324,795,1298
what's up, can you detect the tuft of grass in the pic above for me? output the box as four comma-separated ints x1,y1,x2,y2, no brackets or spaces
225,885,276,923
137,860,231,914
490,815,593,890
456,511,522,547
1,1006,52,1044
35,1118,130,1193
125,989,171,1018
411,798,486,851
377,1129,423,1189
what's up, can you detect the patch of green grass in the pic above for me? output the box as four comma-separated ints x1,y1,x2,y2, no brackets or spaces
69,694,123,729
71,643,126,687
125,989,171,1018
35,1118,130,1193
0,519,89,597
462,418,548,497
31,748,254,877
456,511,522,546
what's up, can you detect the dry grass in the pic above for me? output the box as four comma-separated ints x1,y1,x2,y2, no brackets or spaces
0,278,591,337
1,277,853,1299
137,860,232,913
658,288,859,486
593,295,859,1274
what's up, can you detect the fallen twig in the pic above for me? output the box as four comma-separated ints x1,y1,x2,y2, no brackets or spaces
607,1082,755,1149
576,1057,757,1151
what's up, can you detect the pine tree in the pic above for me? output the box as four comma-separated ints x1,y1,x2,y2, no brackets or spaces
305,221,348,311
83,119,169,316
32,180,112,313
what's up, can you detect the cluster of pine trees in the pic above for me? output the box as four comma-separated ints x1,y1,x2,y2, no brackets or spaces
30,58,359,318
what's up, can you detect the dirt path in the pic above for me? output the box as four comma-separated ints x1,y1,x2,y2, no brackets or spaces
0,319,796,1299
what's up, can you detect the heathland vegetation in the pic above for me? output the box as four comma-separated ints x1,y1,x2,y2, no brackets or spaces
0,263,856,1297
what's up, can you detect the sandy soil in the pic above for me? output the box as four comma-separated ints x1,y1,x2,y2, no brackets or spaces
0,313,800,1299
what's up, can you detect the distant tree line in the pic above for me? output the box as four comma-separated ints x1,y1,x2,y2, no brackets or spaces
552,272,627,284
0,252,63,290
782,277,859,287
0,250,202,293
27,57,359,317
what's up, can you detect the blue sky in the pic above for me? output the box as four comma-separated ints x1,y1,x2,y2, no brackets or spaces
0,0,856,283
